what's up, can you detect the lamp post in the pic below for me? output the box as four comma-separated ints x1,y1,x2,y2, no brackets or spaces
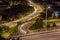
46,6,51,30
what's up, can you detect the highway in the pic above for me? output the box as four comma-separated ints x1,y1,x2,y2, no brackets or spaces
10,29,60,40
0,0,43,26
43,19,60,22
18,0,43,34
1,0,60,40
20,29,60,40
0,0,43,39
18,0,60,34
18,19,60,34
18,21,35,34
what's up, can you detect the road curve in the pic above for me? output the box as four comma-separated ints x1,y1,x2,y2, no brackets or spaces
18,21,35,34
1,7,37,26
0,0,43,26
19,19,60,34
18,0,43,34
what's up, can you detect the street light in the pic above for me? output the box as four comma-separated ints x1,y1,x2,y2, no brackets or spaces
46,6,51,29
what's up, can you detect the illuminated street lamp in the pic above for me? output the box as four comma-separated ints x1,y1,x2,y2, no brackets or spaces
46,6,51,27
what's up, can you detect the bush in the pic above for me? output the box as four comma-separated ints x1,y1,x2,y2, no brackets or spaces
29,18,44,30
52,23,57,27
46,24,51,28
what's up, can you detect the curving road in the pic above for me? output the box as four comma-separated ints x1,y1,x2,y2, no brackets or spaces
19,19,60,34
18,0,43,34
0,0,43,27
18,21,35,34
18,0,60,34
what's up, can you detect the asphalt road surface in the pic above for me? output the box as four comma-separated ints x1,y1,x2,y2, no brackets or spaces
18,21,35,34
18,19,60,34
21,30,60,40
18,0,43,34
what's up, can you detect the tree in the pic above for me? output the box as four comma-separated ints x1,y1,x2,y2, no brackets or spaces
40,12,46,19
46,24,51,28
47,10,53,18
20,0,28,5
34,18,44,29
52,23,57,27
0,27,2,34
52,13,56,19
58,13,60,19
29,18,44,30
